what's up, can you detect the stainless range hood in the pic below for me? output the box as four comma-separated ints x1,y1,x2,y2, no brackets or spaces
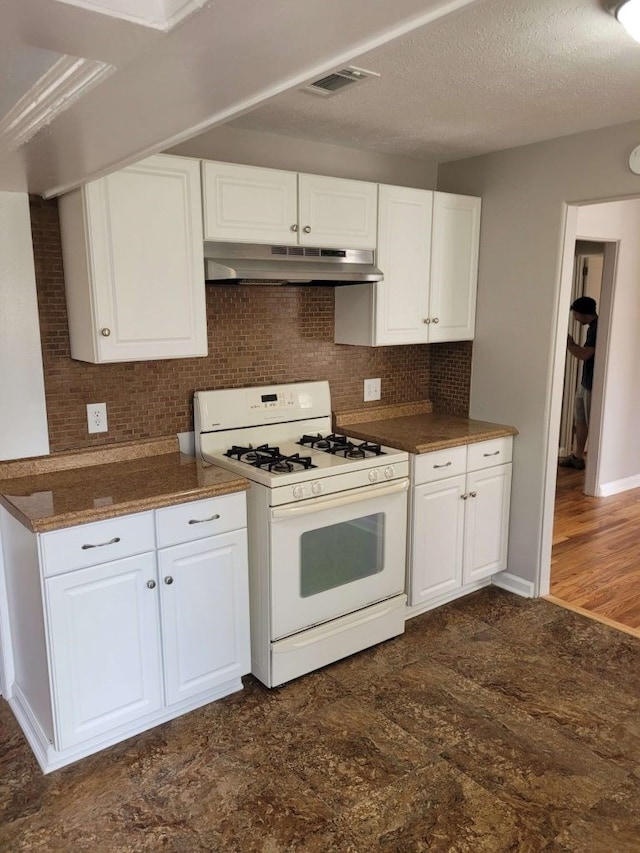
204,242,383,285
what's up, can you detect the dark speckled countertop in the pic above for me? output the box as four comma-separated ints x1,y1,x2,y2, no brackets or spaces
0,436,249,533
334,402,518,454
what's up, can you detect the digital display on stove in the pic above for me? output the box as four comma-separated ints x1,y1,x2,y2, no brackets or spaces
261,393,278,402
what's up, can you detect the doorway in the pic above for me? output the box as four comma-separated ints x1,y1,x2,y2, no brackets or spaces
558,241,604,462
546,198,640,634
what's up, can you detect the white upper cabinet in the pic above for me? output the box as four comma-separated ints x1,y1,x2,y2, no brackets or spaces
202,161,298,245
428,192,481,343
297,173,378,248
59,154,207,363
334,187,481,346
202,161,377,249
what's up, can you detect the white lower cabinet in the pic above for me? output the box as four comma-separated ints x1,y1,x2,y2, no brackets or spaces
46,552,164,750
408,437,512,611
1,492,249,772
158,531,249,705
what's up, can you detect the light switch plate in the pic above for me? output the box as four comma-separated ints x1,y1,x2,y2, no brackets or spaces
364,378,381,402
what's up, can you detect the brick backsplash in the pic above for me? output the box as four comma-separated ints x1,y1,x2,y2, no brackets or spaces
29,197,472,453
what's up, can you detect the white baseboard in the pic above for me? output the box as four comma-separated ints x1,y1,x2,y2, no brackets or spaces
491,571,535,598
597,474,640,497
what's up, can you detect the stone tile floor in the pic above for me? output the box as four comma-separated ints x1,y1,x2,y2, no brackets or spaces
1,587,640,852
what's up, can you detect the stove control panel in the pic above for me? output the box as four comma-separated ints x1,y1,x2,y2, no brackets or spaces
250,389,297,412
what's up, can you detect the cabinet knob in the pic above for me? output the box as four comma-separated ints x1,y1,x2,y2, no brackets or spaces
303,225,311,233
146,580,156,589
469,490,477,498
164,576,174,585
432,317,439,324
291,224,298,232
461,493,468,500
100,327,111,337
423,318,431,324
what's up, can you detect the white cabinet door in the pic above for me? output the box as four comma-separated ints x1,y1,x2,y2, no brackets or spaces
158,530,250,705
298,174,378,249
463,463,512,583
60,154,207,363
429,193,481,342
374,185,432,345
409,474,465,606
45,553,163,750
202,161,298,244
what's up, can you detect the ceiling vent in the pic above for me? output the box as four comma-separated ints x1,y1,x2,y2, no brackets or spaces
303,66,380,97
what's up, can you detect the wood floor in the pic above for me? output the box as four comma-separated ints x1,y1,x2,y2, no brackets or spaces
550,464,640,633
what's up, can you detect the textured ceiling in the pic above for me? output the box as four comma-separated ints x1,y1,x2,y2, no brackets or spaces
227,0,640,163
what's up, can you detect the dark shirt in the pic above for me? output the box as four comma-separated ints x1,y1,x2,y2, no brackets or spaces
581,317,597,390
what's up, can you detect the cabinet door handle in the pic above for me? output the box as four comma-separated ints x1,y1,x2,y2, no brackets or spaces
483,451,500,457
164,576,174,585
188,513,220,525
303,225,311,233
432,317,439,324
469,490,477,498
423,318,431,324
146,580,156,590
461,493,468,500
81,536,120,550
291,224,298,232
100,327,111,337
433,461,452,469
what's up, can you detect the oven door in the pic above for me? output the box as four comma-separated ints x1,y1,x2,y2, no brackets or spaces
269,479,408,640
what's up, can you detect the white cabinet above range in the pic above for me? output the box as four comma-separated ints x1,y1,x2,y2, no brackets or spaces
59,154,207,363
202,160,378,249
334,188,481,346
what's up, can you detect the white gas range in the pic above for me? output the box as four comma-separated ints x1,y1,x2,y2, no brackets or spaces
194,381,409,687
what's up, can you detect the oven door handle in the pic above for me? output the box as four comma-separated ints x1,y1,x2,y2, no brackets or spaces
271,478,409,520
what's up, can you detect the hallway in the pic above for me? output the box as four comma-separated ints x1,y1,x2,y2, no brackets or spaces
549,466,640,634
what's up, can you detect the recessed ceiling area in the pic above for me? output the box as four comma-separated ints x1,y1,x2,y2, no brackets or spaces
2,0,640,196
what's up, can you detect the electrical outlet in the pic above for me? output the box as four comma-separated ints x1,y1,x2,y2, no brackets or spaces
87,402,108,434
363,378,381,402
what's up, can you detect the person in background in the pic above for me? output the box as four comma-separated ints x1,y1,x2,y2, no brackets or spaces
559,295,598,471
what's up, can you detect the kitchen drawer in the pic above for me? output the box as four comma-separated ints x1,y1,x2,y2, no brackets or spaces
467,436,513,472
412,445,467,485
40,511,155,577
155,492,247,548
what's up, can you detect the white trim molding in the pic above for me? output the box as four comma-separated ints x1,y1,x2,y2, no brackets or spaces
597,473,640,497
491,571,536,598
52,0,207,30
0,56,115,151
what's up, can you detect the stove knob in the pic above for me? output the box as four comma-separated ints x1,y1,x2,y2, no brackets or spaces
384,466,395,479
311,481,322,495
292,485,304,500
369,469,380,483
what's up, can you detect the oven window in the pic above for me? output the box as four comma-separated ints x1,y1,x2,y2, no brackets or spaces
300,513,384,597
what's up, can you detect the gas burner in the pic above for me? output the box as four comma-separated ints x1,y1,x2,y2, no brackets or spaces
298,433,386,459
225,444,316,473
225,444,277,464
298,433,332,450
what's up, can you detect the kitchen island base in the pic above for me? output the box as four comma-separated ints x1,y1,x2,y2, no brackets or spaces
7,677,243,775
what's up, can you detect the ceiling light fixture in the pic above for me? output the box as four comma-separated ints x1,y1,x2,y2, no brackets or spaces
607,0,640,43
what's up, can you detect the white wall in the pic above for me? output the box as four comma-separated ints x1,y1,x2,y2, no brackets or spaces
0,192,49,460
577,199,640,492
437,119,640,591
169,125,438,189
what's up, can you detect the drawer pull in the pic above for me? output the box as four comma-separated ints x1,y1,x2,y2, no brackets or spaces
433,461,452,469
81,536,121,550
483,451,500,457
188,513,220,525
